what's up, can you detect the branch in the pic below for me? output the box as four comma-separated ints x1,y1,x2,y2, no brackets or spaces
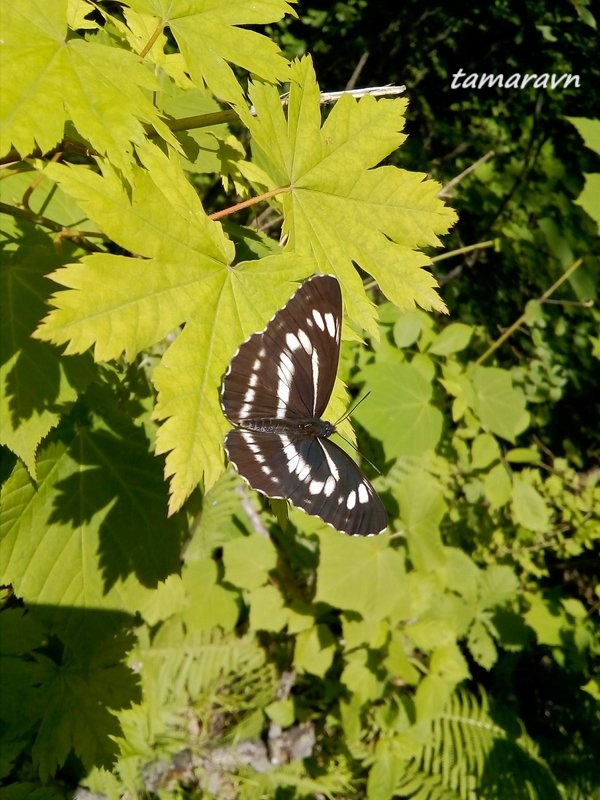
474,258,584,366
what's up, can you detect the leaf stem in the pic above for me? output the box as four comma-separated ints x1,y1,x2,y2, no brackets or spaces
209,187,289,220
474,258,584,366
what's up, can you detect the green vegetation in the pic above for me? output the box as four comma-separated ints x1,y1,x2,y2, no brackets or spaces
1,1,598,799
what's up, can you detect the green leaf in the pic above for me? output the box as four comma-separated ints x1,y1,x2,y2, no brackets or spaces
524,593,564,647
467,618,498,669
153,254,313,510
265,698,295,727
511,475,550,532
242,57,456,335
341,649,382,703
0,246,93,477
0,783,65,800
128,0,293,104
36,149,233,360
505,447,542,464
414,674,454,723
483,463,512,508
137,574,186,627
479,565,519,607
29,618,139,780
397,471,447,572
315,533,407,619
342,614,389,650
393,312,423,348
248,584,289,632
471,366,529,442
367,738,403,800
35,148,313,508
567,116,600,154
0,419,181,610
181,559,239,632
354,356,443,460
222,533,278,590
0,2,177,174
471,433,501,470
294,624,336,676
428,322,473,355
575,173,600,227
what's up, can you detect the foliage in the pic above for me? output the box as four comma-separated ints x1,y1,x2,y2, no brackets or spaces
1,2,598,800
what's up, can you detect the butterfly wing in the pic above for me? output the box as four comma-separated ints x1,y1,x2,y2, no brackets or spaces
221,275,342,425
225,428,387,537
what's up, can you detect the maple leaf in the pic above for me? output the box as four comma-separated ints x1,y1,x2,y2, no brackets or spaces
0,0,177,173
126,0,294,104
0,412,182,610
240,57,457,336
34,145,313,511
30,618,139,779
0,244,93,478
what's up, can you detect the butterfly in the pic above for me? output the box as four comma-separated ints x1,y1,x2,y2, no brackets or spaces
221,275,387,536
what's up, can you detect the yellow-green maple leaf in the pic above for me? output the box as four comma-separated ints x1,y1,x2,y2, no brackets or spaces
0,0,177,174
239,56,457,336
126,0,294,104
34,145,313,512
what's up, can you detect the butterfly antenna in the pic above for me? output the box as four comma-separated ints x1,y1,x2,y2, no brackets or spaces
333,392,381,475
334,430,382,475
334,391,371,425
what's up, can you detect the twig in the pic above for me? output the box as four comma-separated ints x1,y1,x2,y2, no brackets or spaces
432,240,496,264
235,485,270,538
346,52,370,90
474,258,584,366
438,150,495,197
280,84,406,107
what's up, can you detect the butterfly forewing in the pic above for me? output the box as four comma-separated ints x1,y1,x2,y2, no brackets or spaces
221,275,387,537
222,275,341,425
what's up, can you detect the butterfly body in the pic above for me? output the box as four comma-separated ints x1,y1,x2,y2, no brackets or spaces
221,275,387,537
239,417,336,437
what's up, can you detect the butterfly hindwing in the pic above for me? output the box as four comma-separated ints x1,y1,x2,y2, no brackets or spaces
224,428,387,537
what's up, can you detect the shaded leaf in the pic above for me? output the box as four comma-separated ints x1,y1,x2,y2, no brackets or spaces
0,415,181,609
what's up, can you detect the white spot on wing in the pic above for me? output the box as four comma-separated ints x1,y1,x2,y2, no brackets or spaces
309,480,324,495
286,332,301,351
347,490,357,510
311,348,319,413
276,353,293,418
312,309,325,331
244,387,256,403
318,440,340,480
324,475,336,496
358,483,369,504
324,312,336,338
298,463,311,481
298,329,313,354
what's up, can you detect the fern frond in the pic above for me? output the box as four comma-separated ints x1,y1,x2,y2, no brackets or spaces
407,689,562,800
